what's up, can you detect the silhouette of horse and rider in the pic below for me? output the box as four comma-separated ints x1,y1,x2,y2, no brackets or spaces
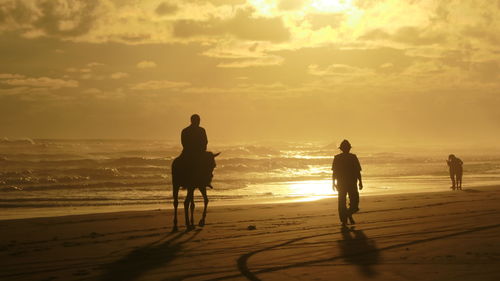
170,114,363,232
171,114,219,232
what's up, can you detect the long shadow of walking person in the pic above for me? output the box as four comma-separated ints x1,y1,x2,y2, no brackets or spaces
338,228,380,278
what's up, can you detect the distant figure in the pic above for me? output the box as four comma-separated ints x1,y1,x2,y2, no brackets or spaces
447,154,463,190
332,140,363,227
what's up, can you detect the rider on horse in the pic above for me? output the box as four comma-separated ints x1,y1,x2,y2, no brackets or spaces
179,114,208,184
171,114,215,231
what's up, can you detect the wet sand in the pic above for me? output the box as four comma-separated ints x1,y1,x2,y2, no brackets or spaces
1,186,499,281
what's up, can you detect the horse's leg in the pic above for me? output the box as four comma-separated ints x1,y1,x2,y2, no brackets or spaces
172,185,179,232
198,187,209,227
190,189,195,227
184,187,195,230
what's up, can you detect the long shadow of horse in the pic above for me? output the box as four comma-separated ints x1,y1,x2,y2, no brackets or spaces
338,228,380,277
99,230,201,281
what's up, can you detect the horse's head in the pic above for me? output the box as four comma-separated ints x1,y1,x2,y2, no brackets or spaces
203,152,220,188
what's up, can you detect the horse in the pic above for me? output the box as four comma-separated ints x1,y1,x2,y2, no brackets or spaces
171,151,219,232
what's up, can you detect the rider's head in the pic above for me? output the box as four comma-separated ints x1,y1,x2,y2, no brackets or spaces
339,139,352,153
190,114,201,126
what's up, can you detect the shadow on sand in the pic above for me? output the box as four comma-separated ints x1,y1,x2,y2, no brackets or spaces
462,189,481,193
230,228,380,281
227,223,500,281
99,230,201,281
338,228,380,277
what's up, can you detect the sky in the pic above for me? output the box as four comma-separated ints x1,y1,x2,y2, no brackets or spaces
0,0,499,145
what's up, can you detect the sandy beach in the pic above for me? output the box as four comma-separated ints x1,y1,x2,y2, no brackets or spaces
1,186,499,281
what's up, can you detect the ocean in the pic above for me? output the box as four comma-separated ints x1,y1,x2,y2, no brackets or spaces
1,138,499,220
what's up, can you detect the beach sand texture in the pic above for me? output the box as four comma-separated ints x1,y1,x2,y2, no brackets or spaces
1,186,499,281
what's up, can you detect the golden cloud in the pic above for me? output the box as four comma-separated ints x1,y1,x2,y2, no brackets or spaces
2,77,79,89
131,80,190,90
136,60,157,69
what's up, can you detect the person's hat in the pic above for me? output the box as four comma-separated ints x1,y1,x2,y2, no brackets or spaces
339,139,351,150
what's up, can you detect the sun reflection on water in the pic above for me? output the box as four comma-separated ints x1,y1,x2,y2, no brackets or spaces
286,180,336,202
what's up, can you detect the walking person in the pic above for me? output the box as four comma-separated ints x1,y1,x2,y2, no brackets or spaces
447,154,463,190
332,140,363,227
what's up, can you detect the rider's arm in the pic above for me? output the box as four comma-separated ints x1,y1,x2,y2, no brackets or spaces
181,128,187,149
201,128,208,150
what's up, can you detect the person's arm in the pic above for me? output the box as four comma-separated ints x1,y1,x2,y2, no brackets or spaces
331,158,337,191
356,155,363,190
181,129,187,149
201,128,208,150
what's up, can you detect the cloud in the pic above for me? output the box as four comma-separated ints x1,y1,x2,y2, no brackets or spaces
81,88,102,94
308,64,373,76
0,86,30,96
0,73,25,79
394,26,446,46
278,0,305,11
305,13,345,30
0,0,101,38
155,2,178,16
66,67,92,73
80,73,93,80
87,62,104,67
2,77,78,88
201,40,275,59
360,26,446,46
110,72,129,79
131,80,190,90
136,60,157,68
462,25,500,45
172,7,290,42
217,56,284,68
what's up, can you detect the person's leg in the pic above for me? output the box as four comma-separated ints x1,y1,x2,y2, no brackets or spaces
348,187,360,214
457,170,463,189
337,189,348,225
450,171,456,189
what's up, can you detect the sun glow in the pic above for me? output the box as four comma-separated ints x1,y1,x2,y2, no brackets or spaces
249,0,357,16
248,0,275,16
287,180,335,197
309,0,355,13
